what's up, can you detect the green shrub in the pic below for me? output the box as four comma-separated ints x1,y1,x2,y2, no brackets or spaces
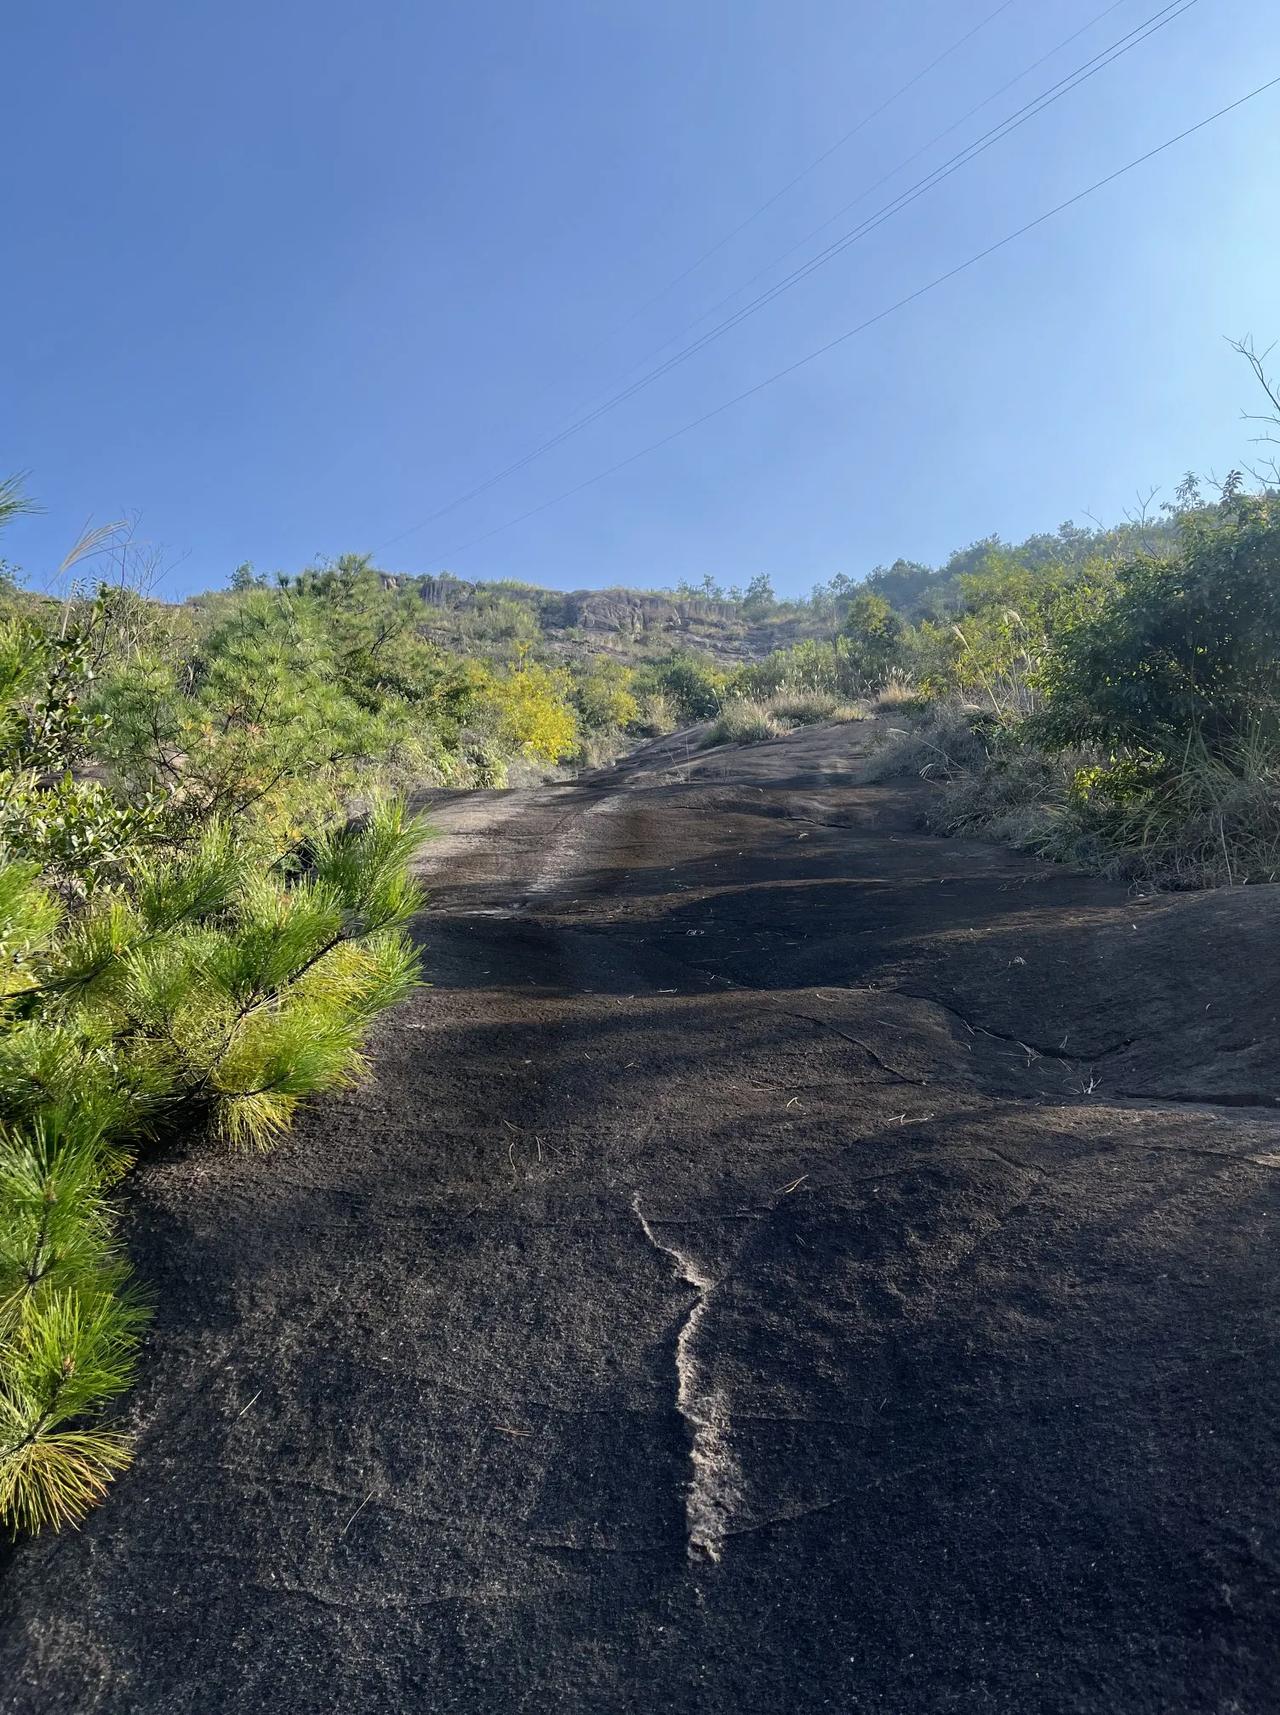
642,652,730,724
1034,496,1280,759
1062,728,1280,886
570,657,640,734
93,591,405,834
841,592,905,687
456,739,509,789
731,637,870,702
877,491,1280,888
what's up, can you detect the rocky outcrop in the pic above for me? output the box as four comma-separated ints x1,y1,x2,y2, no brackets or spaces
568,589,684,636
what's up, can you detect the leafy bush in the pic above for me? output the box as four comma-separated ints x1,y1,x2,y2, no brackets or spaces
641,652,730,724
0,609,171,893
841,592,904,687
872,486,1280,888
1034,496,1280,759
486,658,579,763
455,738,509,789
903,556,1090,719
570,657,639,734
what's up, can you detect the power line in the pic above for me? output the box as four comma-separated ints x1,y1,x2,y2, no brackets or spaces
435,72,1280,561
379,0,1193,553
543,0,1141,434
377,3,1029,555
431,3,1030,470
556,0,1196,418
589,0,1026,342
473,0,1190,503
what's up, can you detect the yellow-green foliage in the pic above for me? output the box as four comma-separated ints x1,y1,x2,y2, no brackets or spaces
487,657,579,764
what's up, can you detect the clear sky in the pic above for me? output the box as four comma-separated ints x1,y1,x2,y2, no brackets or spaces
4,0,1278,599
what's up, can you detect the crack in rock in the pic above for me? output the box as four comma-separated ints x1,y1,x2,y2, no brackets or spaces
1114,1090,1279,1111
632,1196,742,1561
778,1009,928,1085
890,988,1135,1062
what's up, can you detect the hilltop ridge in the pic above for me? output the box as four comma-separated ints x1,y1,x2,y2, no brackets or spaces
375,572,825,665
365,508,1183,668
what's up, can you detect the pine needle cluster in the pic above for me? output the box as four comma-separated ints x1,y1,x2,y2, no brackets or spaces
0,801,424,1531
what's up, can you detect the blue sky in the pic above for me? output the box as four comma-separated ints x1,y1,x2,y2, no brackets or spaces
4,0,1278,599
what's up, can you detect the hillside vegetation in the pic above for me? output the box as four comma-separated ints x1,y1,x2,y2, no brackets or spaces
854,476,1280,888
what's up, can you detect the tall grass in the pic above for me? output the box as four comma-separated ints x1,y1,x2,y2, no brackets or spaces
869,702,1280,888
703,689,864,747
1080,728,1280,886
704,700,782,746
861,701,992,783
766,689,862,727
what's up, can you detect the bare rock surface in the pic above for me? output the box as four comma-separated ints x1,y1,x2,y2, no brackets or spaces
3,721,1279,1713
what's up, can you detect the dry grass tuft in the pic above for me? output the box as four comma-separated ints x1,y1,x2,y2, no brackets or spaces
861,701,991,783
870,674,927,714
765,689,863,727
703,690,866,748
703,700,783,746
871,701,1280,890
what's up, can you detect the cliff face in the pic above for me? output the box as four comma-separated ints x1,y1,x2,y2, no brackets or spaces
560,589,816,659
411,574,476,607
568,588,684,636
